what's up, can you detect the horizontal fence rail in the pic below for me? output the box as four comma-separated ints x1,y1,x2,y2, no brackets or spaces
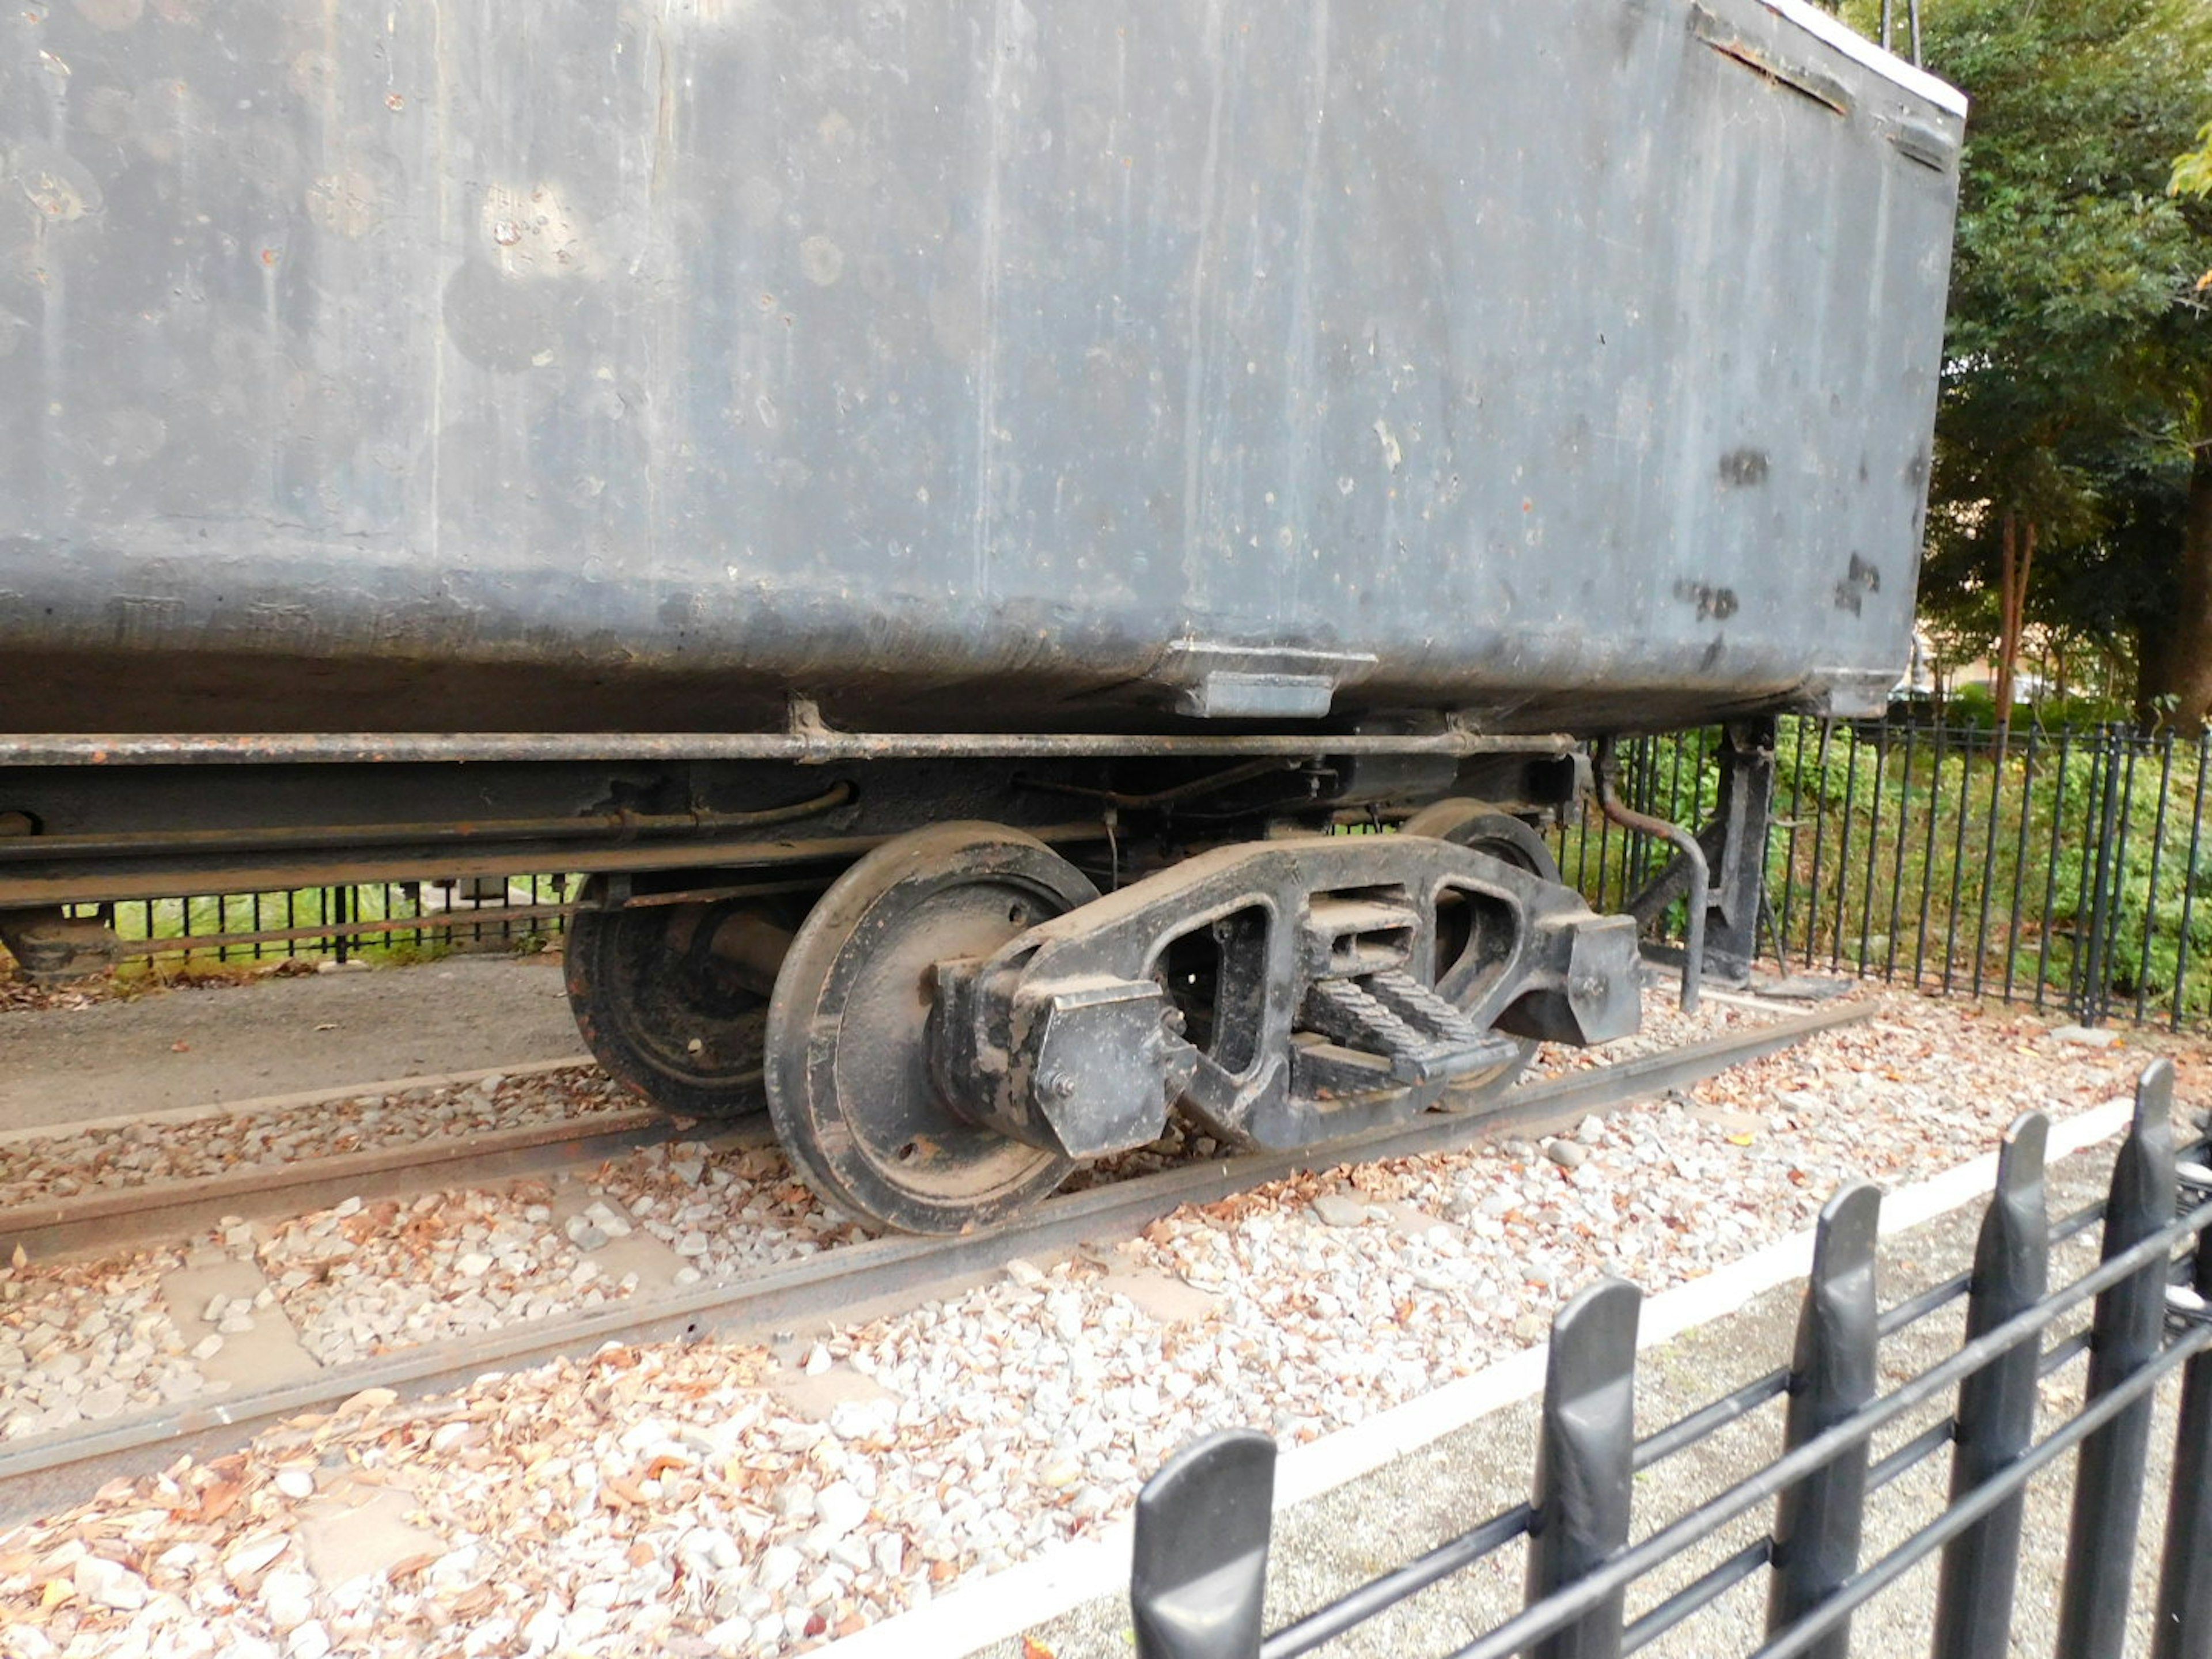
1558,717,2212,1031
1130,1061,2212,1659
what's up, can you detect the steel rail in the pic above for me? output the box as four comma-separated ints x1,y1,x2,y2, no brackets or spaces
0,999,1865,1525
0,1108,681,1263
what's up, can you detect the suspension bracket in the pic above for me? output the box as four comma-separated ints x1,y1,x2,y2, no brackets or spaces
929,833,1640,1160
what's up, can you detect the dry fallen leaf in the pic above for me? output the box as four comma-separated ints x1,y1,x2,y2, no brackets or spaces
1022,1638,1058,1659
195,1480,243,1524
384,1551,439,1585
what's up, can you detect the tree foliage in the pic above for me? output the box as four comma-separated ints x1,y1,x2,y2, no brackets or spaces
1887,0,2212,724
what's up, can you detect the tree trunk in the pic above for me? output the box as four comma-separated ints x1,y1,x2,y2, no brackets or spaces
2139,449,2212,736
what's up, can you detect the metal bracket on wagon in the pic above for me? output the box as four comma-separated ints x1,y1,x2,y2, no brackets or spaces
930,835,1641,1161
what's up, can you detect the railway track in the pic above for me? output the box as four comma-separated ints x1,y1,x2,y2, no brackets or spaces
0,1000,1866,1526
1,1101,683,1264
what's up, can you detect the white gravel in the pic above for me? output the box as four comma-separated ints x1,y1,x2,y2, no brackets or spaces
0,988,2200,1658
0,1257,206,1442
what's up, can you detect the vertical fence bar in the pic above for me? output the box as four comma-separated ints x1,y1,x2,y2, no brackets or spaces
2136,732,2175,1025
1854,726,1889,978
2080,729,2128,1026
2173,730,2211,1030
2105,734,2142,1024
1941,730,1975,995
2070,732,2111,1022
1130,1428,1276,1659
1804,722,1833,974
1766,1183,1880,1659
1628,737,1654,896
1913,721,1947,990
1969,728,2008,999
1929,1112,2050,1659
1830,728,1861,972
2055,1059,2180,1659
1571,788,1594,899
1779,718,1808,966
1886,721,1917,984
2002,729,2039,1005
1528,1279,1641,1659
1595,792,1615,914
2036,727,2072,1014
2150,1145,2212,1659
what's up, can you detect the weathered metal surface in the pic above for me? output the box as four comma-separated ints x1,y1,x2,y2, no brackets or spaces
935,832,1638,1165
0,0,1960,738
0,726,1574,766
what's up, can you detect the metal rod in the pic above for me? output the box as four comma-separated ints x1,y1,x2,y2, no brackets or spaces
1971,728,2008,998
1130,1429,1277,1659
2150,1136,2212,1659
2039,727,2073,1014
1930,1112,2049,1659
1621,1538,1772,1654
1264,1506,1535,1658
1635,1368,1789,1473
1829,726,1859,971
1766,1184,1880,1659
1882,720,1914,983
2170,730,2210,1030
2102,732,2142,1024
2001,729,2037,1005
1865,1415,1955,1493
1914,719,1945,989
1780,718,1808,964
1596,738,1705,1012
2136,732,2175,1024
2056,1059,2179,1657
1527,1279,1640,1659
1858,725,1893,973
1942,728,1975,994
1805,720,1833,976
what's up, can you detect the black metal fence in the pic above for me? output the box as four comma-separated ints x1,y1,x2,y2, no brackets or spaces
62,873,577,969
1560,718,2212,1030
1128,1061,2212,1659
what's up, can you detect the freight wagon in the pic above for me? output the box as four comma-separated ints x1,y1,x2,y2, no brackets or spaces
0,0,1963,1230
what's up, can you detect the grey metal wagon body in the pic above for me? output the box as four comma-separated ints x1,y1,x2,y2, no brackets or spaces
0,0,1960,736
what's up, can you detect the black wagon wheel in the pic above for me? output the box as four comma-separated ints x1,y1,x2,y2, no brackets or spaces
1401,797,1566,1109
565,877,802,1120
764,822,1100,1234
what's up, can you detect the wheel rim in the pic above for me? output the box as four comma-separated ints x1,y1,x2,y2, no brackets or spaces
764,824,1100,1233
565,883,792,1118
